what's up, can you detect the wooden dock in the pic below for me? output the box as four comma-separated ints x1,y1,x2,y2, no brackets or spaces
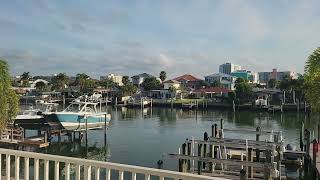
167,119,309,179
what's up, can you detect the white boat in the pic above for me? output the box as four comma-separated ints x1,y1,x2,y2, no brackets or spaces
15,102,59,121
44,102,111,131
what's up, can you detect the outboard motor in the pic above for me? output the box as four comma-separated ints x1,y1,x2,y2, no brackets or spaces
286,144,293,151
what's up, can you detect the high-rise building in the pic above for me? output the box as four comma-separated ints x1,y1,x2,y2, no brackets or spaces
231,70,259,83
258,69,297,84
219,63,242,75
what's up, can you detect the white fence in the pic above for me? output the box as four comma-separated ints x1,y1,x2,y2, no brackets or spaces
0,148,226,180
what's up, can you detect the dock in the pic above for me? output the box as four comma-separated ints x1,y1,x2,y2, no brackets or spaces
166,119,309,179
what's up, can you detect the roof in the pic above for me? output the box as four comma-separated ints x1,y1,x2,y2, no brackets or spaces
173,74,201,82
192,87,232,94
163,79,180,84
131,73,153,78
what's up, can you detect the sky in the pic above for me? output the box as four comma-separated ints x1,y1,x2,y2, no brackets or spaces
0,0,319,79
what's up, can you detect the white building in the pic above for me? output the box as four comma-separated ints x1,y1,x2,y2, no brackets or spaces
219,63,242,75
100,74,124,86
204,73,236,90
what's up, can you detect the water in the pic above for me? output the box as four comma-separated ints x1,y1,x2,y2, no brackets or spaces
31,106,318,179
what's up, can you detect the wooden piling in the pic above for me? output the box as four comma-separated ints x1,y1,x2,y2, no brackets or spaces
240,169,247,180
197,144,202,175
182,143,187,172
248,148,253,179
256,127,261,162
220,118,223,130
203,132,208,169
187,142,191,171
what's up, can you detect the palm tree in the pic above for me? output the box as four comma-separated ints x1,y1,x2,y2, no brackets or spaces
122,76,130,86
159,71,167,82
305,47,320,75
51,73,69,90
20,72,31,86
305,47,320,112
76,73,90,91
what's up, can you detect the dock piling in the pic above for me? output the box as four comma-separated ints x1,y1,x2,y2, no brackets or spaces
256,127,261,162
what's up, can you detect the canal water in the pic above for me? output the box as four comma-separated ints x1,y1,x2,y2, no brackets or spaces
32,106,318,179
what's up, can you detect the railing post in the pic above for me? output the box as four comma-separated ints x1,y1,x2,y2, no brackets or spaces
6,154,11,180
132,172,136,180
24,157,29,180
34,158,39,180
76,164,81,180
95,167,100,180
145,174,150,180
15,156,20,180
66,163,70,180
44,160,49,180
119,170,124,180
84,165,92,180
106,169,111,180
55,161,60,180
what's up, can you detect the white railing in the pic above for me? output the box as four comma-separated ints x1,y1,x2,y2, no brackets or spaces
0,148,226,180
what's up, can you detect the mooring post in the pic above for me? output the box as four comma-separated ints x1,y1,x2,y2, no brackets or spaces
58,130,61,143
182,143,187,172
203,132,208,169
305,129,311,156
211,124,215,137
197,144,202,175
248,148,253,178
300,122,304,151
220,118,223,130
256,126,261,162
240,169,247,180
187,142,191,171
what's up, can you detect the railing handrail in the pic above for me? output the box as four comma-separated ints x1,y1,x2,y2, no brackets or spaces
0,148,225,180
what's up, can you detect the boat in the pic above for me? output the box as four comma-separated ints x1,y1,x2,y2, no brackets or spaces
14,102,59,121
44,102,111,131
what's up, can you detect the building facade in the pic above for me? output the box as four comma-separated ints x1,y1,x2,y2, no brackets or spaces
204,73,236,90
231,70,259,83
258,69,297,84
219,63,242,75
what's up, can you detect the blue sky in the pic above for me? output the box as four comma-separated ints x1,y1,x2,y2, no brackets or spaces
0,0,319,78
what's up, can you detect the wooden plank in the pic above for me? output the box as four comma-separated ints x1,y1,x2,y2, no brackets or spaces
167,154,274,168
187,139,276,150
223,129,281,136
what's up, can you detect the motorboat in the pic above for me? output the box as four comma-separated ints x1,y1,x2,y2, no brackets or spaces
44,102,111,131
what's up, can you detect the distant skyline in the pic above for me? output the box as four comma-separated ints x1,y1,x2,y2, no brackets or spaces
0,0,319,79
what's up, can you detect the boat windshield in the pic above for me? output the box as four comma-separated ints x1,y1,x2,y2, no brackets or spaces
63,103,83,112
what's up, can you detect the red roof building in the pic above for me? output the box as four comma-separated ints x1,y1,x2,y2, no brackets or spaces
172,74,202,89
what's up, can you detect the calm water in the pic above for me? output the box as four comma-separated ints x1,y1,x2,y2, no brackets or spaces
30,106,319,179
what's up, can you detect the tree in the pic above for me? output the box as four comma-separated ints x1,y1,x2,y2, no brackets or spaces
51,73,69,90
234,78,253,104
99,78,116,88
0,59,19,130
75,73,90,91
141,77,161,91
168,86,177,99
20,72,31,87
305,47,320,112
121,83,138,96
159,71,167,82
35,81,47,91
211,80,221,87
268,79,277,89
122,76,130,86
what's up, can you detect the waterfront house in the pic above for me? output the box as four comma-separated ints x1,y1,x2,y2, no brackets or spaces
163,79,181,90
191,87,232,99
30,79,49,88
172,74,202,89
131,73,154,86
204,73,236,90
